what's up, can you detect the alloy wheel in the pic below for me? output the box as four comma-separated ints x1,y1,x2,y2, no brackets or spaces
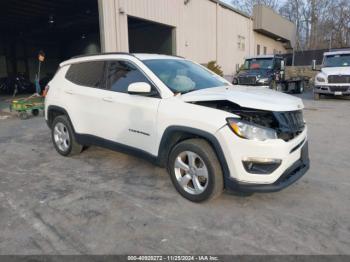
53,122,70,152
174,151,209,195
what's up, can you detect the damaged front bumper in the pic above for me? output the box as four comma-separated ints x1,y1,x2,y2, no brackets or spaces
225,142,309,193
216,125,309,193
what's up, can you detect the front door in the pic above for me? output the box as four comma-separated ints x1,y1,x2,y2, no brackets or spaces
93,59,161,155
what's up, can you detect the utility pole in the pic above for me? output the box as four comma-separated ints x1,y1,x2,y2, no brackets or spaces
329,31,333,50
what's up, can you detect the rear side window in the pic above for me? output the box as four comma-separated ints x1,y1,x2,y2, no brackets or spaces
65,61,105,88
105,60,151,93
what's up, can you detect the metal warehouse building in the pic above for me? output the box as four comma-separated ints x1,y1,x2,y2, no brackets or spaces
99,0,296,77
0,0,295,83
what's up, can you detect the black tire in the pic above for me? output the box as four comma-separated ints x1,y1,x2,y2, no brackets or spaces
269,80,277,90
51,115,82,157
19,111,29,120
168,139,224,202
31,109,40,116
82,145,90,152
314,92,321,100
296,81,304,94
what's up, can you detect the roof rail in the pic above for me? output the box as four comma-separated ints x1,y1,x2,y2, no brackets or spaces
70,52,135,59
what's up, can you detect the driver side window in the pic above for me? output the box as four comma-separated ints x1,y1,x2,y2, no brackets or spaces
104,60,156,94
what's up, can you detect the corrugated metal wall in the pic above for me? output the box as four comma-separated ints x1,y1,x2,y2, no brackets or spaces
217,7,254,76
99,0,287,76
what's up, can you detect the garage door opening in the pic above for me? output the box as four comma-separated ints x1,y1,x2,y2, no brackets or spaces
128,17,175,55
0,0,100,95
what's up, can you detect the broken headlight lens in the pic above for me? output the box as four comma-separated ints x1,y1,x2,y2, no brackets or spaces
227,118,277,141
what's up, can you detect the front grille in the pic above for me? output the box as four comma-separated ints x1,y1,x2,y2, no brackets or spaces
238,76,256,85
328,75,350,84
329,86,349,92
274,110,305,141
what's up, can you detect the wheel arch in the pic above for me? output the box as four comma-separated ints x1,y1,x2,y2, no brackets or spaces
157,126,230,179
47,105,75,131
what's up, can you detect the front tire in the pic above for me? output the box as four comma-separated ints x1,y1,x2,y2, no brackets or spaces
51,115,82,156
168,139,224,202
19,111,29,120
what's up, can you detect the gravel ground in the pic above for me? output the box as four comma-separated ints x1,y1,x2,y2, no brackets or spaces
0,90,349,255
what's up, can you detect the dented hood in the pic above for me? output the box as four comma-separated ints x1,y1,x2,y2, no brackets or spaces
181,86,304,112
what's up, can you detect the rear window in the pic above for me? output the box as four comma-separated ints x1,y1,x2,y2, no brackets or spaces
65,61,105,87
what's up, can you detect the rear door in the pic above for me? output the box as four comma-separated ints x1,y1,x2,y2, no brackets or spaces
63,61,106,135
93,59,161,155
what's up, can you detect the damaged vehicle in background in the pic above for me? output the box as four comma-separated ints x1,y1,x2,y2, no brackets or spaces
45,53,309,202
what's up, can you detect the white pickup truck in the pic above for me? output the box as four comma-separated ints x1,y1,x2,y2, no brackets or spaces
314,50,350,100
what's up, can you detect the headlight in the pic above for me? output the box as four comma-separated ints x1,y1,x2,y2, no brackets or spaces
232,78,238,84
257,78,269,84
316,76,326,82
227,118,277,141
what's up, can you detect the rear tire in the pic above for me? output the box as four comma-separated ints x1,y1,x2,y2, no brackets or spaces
168,139,224,202
31,109,40,116
51,115,82,157
296,81,304,94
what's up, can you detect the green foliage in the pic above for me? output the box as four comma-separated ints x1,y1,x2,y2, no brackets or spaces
206,61,224,77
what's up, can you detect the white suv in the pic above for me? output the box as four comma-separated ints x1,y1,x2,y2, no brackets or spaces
45,53,309,202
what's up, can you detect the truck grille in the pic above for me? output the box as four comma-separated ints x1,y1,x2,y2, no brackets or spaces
328,75,350,84
274,110,305,141
238,76,256,85
329,86,349,92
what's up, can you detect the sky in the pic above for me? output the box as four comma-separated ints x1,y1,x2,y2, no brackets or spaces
221,0,233,5
220,0,287,11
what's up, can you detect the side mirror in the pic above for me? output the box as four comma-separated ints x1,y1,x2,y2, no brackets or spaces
312,60,317,71
128,82,151,94
280,60,285,71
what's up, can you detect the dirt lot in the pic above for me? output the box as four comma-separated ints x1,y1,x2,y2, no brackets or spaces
0,90,349,255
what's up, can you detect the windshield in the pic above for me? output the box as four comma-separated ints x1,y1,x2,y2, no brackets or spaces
143,59,228,94
243,58,274,70
323,54,350,67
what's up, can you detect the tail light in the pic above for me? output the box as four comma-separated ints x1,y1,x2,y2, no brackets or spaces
43,85,50,97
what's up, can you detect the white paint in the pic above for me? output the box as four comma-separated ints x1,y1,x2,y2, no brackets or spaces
46,53,308,186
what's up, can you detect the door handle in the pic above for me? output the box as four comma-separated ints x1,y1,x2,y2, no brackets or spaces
65,89,74,95
102,97,113,102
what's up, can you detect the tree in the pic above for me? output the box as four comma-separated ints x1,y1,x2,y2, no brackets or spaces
232,0,350,50
230,0,280,15
279,0,305,50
